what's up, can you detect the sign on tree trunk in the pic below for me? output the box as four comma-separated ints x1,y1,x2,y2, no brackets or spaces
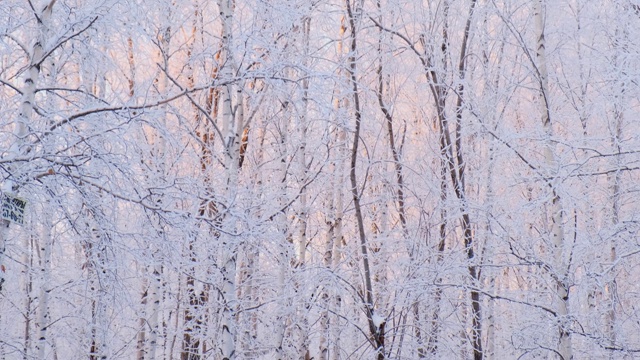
2,193,27,225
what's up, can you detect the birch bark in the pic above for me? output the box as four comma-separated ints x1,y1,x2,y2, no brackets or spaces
84,209,109,360
0,0,57,294
331,116,346,360
22,233,34,359
534,1,572,358
35,204,52,360
217,2,242,358
181,6,213,357
330,18,348,360
273,100,289,360
320,81,348,360
293,14,312,360
0,3,57,357
147,20,172,359
604,21,626,357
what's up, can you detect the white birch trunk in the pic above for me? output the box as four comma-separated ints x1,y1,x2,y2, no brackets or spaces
0,0,57,294
296,118,308,267
136,277,149,360
86,221,109,360
294,105,309,358
331,125,346,360
319,92,347,360
330,19,349,360
35,206,52,360
147,17,172,359
131,27,148,359
605,117,621,358
293,15,312,359
480,25,503,357
22,233,34,359
482,138,497,359
239,114,265,356
605,13,629,352
217,2,240,357
3,3,56,355
534,2,571,358
34,5,58,357
147,267,161,358
605,81,623,359
318,17,350,360
318,172,335,360
273,97,289,359
293,110,310,358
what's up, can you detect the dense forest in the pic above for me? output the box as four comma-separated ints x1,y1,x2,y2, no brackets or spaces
1,0,639,359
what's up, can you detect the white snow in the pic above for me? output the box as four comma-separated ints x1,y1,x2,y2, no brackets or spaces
372,312,385,329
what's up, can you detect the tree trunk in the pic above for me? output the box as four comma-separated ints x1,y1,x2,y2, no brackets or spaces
35,205,52,360
345,1,385,358
420,0,480,357
534,1,571,358
22,233,34,360
217,2,242,358
85,212,109,360
0,2,57,357
294,15,312,360
605,8,629,353
0,0,57,295
273,99,289,360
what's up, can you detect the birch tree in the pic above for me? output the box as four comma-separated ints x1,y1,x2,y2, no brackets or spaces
534,1,572,357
